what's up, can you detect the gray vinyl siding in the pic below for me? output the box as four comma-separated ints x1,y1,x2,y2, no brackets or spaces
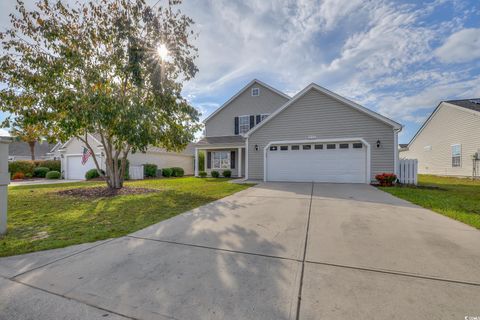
247,89,395,181
401,103,480,176
205,82,289,137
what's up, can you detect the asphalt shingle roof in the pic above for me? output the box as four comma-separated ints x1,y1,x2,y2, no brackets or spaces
9,141,56,157
446,99,480,113
196,135,246,146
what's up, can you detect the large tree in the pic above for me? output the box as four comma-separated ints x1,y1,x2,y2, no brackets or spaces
0,0,201,189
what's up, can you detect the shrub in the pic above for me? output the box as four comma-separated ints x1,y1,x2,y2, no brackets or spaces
25,173,33,178
85,168,104,180
144,164,158,178
46,171,61,179
375,173,397,186
36,160,61,172
222,170,232,178
12,172,25,180
33,167,50,178
9,160,35,177
171,167,184,177
162,167,173,177
199,171,207,178
211,170,220,178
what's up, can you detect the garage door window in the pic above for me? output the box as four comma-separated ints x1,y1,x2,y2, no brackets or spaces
352,143,363,149
339,143,349,149
302,145,311,150
326,144,336,149
291,145,300,150
280,146,288,151
270,146,278,151
314,144,323,150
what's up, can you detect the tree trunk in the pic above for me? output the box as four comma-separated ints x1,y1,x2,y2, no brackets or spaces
28,141,36,160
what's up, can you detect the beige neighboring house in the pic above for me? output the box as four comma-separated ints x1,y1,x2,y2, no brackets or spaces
400,99,480,177
57,134,194,180
195,79,402,183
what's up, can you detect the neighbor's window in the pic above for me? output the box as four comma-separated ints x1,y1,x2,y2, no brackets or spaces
291,145,300,150
339,143,349,149
352,143,363,149
213,151,230,169
251,87,260,96
239,115,250,134
326,144,336,149
451,144,461,167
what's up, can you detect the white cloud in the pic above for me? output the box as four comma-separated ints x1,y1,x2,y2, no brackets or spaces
0,128,10,137
435,28,480,63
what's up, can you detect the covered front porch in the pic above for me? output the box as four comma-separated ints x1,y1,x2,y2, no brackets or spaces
195,136,246,178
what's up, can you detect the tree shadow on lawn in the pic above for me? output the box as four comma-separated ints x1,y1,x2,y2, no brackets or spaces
2,188,247,257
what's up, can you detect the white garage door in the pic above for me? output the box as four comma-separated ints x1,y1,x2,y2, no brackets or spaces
66,155,97,180
266,142,367,183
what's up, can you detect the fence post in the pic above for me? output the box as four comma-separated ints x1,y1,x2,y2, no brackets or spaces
398,159,418,185
0,137,12,235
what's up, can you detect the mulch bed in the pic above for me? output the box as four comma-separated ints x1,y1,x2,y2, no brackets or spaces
57,186,158,199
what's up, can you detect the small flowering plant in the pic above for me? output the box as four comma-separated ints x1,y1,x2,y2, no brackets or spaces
375,173,397,186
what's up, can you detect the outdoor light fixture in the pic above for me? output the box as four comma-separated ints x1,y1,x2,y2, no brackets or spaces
255,144,259,151
376,140,381,148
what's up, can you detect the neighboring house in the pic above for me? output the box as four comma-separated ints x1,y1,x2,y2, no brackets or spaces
58,134,195,180
8,140,57,161
195,79,402,183
400,99,480,177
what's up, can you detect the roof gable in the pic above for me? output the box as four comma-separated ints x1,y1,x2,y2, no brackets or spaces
246,83,402,137
202,79,290,123
407,100,480,147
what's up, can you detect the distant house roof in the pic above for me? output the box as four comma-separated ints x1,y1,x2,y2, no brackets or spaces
9,141,57,158
445,99,480,113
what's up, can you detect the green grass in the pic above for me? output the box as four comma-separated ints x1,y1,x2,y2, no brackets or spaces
380,174,480,229
1,177,253,257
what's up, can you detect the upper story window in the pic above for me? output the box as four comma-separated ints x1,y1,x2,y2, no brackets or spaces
256,114,269,125
251,87,260,96
239,115,250,134
451,144,461,167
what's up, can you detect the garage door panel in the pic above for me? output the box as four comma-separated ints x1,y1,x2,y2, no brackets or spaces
266,143,366,183
67,156,97,180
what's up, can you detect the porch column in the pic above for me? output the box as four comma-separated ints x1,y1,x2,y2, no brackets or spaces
0,137,12,235
238,147,242,178
194,148,199,177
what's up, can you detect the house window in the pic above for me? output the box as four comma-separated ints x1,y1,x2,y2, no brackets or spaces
302,145,311,150
251,88,260,96
280,146,288,151
339,143,349,149
239,115,250,134
451,144,461,167
314,144,323,150
352,143,363,149
212,151,230,169
256,114,269,125
326,144,336,149
269,146,278,151
291,145,300,150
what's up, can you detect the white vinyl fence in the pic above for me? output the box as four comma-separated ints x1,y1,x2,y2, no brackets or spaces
129,165,144,180
398,159,418,185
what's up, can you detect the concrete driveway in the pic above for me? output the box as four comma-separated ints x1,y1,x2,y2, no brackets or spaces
1,183,479,319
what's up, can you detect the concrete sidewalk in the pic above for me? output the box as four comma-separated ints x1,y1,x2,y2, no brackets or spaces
0,182,479,319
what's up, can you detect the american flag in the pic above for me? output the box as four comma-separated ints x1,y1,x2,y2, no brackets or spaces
81,147,92,165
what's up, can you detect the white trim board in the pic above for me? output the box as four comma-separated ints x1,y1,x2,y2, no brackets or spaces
246,83,402,137
263,138,371,183
202,79,290,123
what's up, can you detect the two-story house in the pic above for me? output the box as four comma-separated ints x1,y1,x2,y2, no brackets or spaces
195,79,402,183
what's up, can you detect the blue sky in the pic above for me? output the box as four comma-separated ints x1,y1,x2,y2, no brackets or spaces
1,0,480,143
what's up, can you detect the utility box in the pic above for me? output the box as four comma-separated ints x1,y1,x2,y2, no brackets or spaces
0,137,12,235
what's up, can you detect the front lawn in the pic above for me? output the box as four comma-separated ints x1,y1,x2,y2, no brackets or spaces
380,174,480,229
1,177,252,257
